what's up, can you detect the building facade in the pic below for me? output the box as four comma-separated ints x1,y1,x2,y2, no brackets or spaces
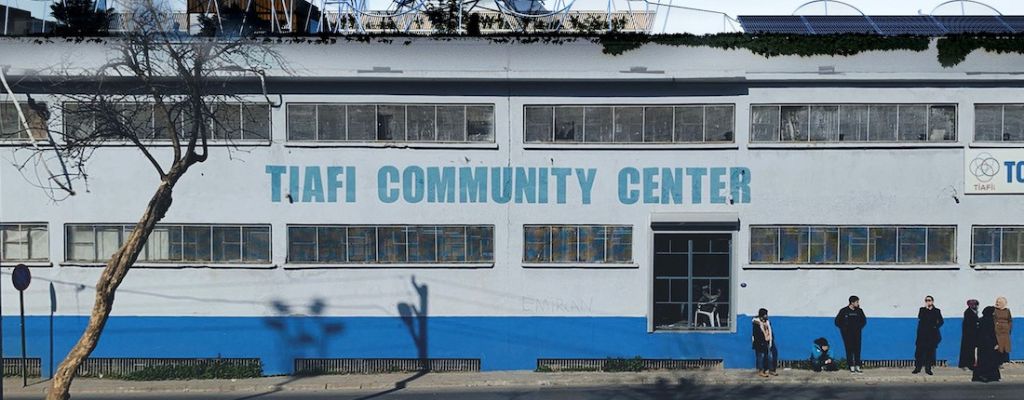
2,37,1024,376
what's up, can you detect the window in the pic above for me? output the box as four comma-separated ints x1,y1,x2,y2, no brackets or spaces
63,102,270,141
286,104,495,143
0,101,48,141
65,224,270,264
522,225,632,264
750,225,956,265
287,225,494,265
975,105,1024,142
750,104,956,143
653,233,731,331
973,226,1024,264
524,105,735,144
0,224,48,262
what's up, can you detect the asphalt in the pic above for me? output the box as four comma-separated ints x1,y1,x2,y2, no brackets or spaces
5,365,1024,398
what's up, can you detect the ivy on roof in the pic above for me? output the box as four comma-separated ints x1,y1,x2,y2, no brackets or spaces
595,33,1024,68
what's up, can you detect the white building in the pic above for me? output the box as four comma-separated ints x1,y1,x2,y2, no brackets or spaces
1,35,1023,376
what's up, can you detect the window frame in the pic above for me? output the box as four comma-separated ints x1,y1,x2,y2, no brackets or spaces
284,103,497,148
0,223,50,266
973,104,1024,145
521,224,637,268
748,225,958,269
60,101,272,146
971,225,1024,268
284,224,495,268
0,100,50,144
749,103,959,147
522,104,737,149
61,223,273,268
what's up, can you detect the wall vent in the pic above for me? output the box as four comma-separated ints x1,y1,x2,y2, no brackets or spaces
3,358,42,377
75,358,261,378
537,358,723,372
294,358,481,375
779,359,948,369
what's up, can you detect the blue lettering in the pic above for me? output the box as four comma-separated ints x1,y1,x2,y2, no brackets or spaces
730,167,751,204
576,168,596,205
402,166,425,203
491,167,513,204
661,168,683,204
346,166,356,203
265,165,285,202
326,167,344,203
538,168,549,204
459,167,487,203
302,166,325,203
686,168,707,204
288,166,300,202
551,168,571,204
427,167,456,203
1018,161,1024,183
643,167,659,204
1007,161,1017,183
709,167,727,204
618,168,639,204
377,166,400,203
515,167,537,203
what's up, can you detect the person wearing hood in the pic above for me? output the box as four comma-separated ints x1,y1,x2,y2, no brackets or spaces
752,308,778,377
959,299,980,370
811,337,837,372
994,297,1012,363
913,296,943,375
973,306,1002,383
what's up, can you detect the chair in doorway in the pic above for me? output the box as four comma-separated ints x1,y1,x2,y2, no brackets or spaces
693,286,722,328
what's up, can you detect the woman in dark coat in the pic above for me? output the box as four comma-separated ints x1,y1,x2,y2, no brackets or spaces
914,296,944,374
973,306,1002,383
960,299,980,369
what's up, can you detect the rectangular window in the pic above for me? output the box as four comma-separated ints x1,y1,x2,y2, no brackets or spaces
64,224,271,264
524,104,735,144
0,101,48,141
0,224,49,262
522,225,633,265
653,233,731,331
973,226,1024,264
751,104,956,143
286,225,494,265
65,102,269,142
286,104,494,143
750,225,956,265
974,105,1024,142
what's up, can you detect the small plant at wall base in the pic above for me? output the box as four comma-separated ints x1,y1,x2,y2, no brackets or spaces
602,357,646,372
49,0,114,36
117,361,262,381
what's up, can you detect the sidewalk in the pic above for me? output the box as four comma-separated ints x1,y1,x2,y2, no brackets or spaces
7,365,1024,395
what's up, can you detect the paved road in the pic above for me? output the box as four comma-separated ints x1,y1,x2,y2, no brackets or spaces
7,382,1023,400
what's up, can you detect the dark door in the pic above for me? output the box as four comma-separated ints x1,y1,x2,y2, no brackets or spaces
653,233,731,330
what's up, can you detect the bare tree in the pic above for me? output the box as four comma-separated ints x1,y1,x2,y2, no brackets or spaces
4,2,284,398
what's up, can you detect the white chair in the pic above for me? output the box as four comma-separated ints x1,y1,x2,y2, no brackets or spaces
694,304,720,328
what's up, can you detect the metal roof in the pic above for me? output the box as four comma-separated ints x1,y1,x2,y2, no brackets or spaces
738,15,1021,35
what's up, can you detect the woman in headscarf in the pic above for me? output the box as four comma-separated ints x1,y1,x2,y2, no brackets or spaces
914,296,943,375
973,306,1002,383
959,299,980,370
994,297,1012,363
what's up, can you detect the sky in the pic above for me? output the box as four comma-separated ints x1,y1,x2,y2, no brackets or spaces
4,0,1024,33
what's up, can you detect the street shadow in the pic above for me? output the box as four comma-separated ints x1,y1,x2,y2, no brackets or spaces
353,276,429,400
233,298,344,400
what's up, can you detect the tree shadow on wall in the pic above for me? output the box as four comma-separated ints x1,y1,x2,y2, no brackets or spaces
354,276,429,400
234,298,344,400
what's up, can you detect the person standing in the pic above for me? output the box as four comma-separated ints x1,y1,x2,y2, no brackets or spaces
960,299,981,370
913,296,943,375
973,306,1002,383
752,308,778,377
835,295,867,373
994,297,1012,363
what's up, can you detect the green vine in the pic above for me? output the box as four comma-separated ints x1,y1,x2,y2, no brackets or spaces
935,34,1024,67
596,32,931,57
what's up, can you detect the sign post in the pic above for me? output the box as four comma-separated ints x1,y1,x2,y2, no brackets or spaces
12,265,31,388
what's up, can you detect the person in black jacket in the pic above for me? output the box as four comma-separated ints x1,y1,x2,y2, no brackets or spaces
960,299,980,370
914,295,944,375
973,306,1002,383
835,295,867,373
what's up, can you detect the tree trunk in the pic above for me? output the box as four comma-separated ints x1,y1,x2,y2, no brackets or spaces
47,171,182,400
